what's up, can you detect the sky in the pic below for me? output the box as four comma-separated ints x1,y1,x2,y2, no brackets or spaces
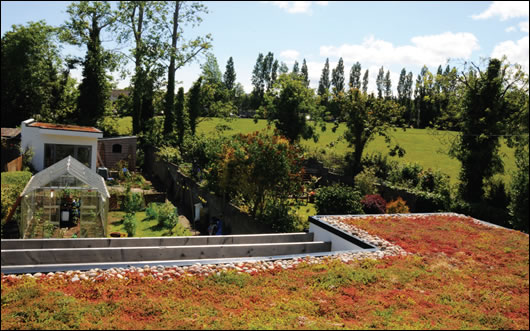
1,1,529,94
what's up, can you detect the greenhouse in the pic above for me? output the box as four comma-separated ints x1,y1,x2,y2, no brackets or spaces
19,156,110,239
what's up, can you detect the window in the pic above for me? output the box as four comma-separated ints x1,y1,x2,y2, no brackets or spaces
44,144,92,168
112,144,122,153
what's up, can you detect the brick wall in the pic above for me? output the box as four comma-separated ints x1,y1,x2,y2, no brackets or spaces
98,137,137,170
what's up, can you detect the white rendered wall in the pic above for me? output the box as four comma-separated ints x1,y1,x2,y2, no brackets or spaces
21,119,102,171
309,222,366,252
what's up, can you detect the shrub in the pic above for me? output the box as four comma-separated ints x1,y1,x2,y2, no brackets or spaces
145,202,159,220
123,186,144,213
156,145,182,165
386,197,410,214
354,167,379,196
361,194,387,214
361,152,398,181
315,184,363,215
123,212,136,237
256,199,305,232
508,154,529,232
157,201,179,231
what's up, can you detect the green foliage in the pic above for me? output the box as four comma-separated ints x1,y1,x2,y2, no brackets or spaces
156,146,182,165
354,167,380,196
361,152,398,181
62,1,115,127
123,186,144,213
342,89,406,176
223,57,236,91
382,162,452,212
261,73,321,142
449,58,524,203
122,212,137,237
508,149,529,232
315,184,363,215
207,131,304,218
156,201,179,231
145,201,187,235
99,116,133,137
1,171,32,232
256,199,306,232
1,21,67,127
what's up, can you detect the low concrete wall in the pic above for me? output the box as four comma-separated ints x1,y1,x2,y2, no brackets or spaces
309,216,377,252
1,233,314,249
2,241,331,265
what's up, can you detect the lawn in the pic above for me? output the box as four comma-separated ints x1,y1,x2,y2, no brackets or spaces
2,214,528,330
107,211,188,237
103,116,516,185
197,118,516,185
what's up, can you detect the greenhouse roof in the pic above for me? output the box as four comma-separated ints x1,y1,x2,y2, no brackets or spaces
21,156,110,199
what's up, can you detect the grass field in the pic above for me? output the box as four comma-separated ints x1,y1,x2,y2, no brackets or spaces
197,117,516,185
105,116,516,185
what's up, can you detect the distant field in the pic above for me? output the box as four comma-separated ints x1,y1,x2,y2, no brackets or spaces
107,116,516,185
197,118,516,185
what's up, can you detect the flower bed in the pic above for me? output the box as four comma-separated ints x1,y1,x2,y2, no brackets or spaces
2,214,528,329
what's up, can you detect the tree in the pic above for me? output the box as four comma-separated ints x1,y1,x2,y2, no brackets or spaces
349,61,361,89
223,56,236,91
449,58,526,203
318,58,330,97
397,68,407,102
279,61,289,75
262,52,275,91
251,53,265,108
1,21,65,127
342,89,405,176
209,131,304,218
331,57,345,95
300,59,310,87
376,66,385,98
362,69,369,94
262,74,319,142
413,65,436,128
187,77,202,136
163,1,211,139
63,1,116,127
201,53,222,84
384,70,392,99
175,87,187,146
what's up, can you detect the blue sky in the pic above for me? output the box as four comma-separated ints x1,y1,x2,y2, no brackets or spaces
1,1,529,93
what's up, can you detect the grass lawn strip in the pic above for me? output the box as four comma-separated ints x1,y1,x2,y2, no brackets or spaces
2,214,528,329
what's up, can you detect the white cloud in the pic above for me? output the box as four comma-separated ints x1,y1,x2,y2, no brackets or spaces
472,1,529,21
280,49,300,60
505,26,517,32
519,20,529,32
491,36,529,71
262,1,327,14
320,32,479,68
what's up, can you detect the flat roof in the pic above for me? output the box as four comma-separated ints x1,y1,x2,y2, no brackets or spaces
1,128,21,138
28,122,102,134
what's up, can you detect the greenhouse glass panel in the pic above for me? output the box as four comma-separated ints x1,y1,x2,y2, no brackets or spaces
19,156,109,239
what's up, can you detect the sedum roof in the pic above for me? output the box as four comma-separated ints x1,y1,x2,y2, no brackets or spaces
21,156,110,199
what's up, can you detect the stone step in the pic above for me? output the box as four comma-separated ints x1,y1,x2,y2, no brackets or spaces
1,241,331,265
1,233,314,250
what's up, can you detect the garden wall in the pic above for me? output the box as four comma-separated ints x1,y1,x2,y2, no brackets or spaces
151,161,274,235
